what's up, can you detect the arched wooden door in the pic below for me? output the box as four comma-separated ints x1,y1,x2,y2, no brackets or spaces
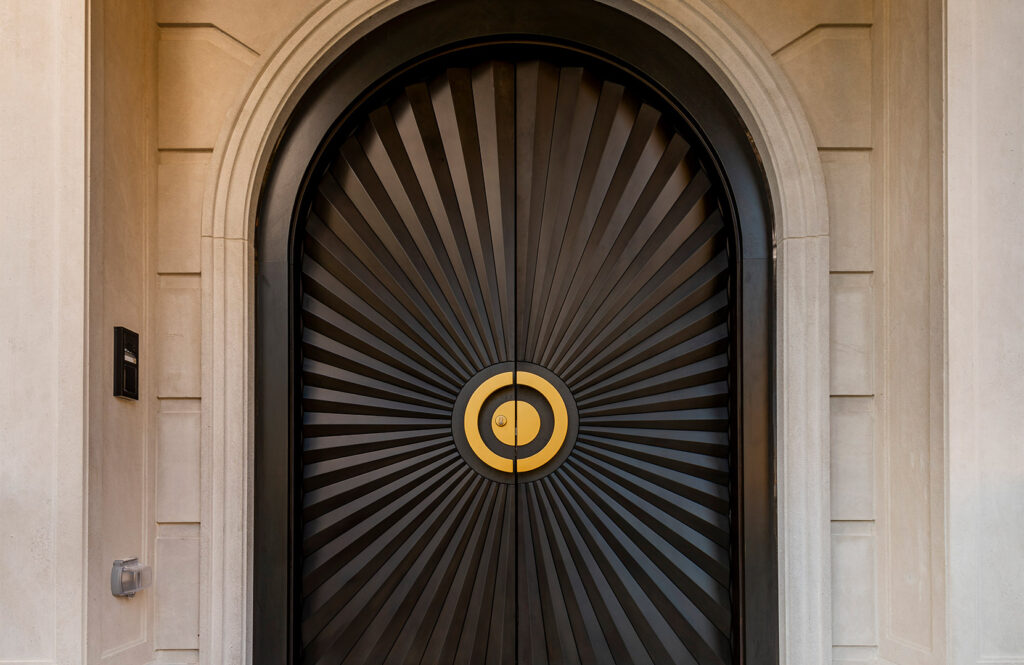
255,4,775,665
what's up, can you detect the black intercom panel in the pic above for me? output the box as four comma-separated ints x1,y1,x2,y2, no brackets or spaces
113,326,139,400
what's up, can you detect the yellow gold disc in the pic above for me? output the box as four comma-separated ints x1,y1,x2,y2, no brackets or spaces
462,370,568,473
491,400,541,446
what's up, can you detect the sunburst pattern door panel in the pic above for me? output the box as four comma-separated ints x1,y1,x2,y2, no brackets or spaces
297,52,734,665
512,58,732,665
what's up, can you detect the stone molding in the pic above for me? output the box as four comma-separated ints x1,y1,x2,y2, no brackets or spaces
200,1,830,663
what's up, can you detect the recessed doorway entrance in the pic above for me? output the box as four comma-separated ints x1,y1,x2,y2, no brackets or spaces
254,4,775,664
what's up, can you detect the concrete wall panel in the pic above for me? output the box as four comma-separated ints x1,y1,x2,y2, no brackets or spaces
157,278,201,398
949,1,1024,663
832,522,877,646
831,397,875,521
777,27,873,148
831,273,875,396
158,155,207,274
0,0,88,662
822,150,873,272
156,404,201,523
154,532,201,650
158,28,256,149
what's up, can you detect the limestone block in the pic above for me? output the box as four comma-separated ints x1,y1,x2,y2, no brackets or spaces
0,436,53,658
775,235,831,664
158,155,207,274
155,534,200,649
158,27,256,149
156,403,201,523
831,645,878,665
157,0,323,55
830,397,874,520
955,5,1024,658
832,522,876,646
821,150,873,272
830,273,874,395
722,0,872,53
777,27,872,148
157,277,201,397
975,449,1024,660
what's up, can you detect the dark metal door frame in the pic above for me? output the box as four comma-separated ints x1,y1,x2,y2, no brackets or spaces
254,2,776,663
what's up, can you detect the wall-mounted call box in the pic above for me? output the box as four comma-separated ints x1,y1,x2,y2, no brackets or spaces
113,326,139,400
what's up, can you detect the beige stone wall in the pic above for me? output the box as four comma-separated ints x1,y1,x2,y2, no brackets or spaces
146,5,316,663
724,1,946,663
0,1,88,663
86,3,158,664
948,1,1024,663
118,0,944,663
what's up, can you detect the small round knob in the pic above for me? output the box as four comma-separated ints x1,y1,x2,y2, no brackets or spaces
495,414,507,427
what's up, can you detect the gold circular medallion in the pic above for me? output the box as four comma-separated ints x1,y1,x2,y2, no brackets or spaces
462,370,568,473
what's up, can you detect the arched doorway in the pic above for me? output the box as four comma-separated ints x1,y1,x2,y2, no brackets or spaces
255,2,775,664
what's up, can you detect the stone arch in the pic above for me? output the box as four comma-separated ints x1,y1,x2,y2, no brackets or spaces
200,1,830,663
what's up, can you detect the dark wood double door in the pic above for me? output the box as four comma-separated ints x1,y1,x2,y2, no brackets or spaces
293,48,739,665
